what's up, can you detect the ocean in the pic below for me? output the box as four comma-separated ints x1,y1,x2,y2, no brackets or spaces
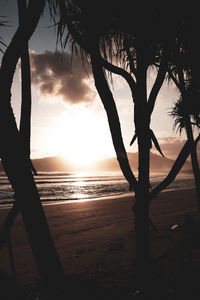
0,171,195,207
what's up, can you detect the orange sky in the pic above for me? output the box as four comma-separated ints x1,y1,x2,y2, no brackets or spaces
1,1,197,167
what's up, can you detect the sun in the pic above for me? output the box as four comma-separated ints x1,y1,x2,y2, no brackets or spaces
61,141,99,166
44,106,114,166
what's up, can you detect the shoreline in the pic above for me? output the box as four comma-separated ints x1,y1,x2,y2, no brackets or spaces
0,187,198,292
0,186,196,210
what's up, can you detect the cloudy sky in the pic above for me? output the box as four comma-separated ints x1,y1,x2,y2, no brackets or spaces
1,1,194,167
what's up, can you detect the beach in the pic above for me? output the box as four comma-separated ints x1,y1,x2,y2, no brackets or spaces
0,188,199,298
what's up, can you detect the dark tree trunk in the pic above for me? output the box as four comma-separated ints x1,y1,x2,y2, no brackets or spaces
18,0,37,175
18,0,31,158
90,49,138,190
90,44,156,295
178,67,200,212
133,54,151,292
184,116,200,211
0,1,67,297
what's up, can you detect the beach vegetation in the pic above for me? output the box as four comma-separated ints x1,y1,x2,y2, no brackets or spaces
168,29,200,212
47,1,200,297
0,0,67,298
1,1,200,298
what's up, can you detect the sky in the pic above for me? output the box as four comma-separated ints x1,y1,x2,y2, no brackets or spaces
0,1,193,167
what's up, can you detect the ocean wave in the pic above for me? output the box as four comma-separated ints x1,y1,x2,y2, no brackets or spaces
0,173,195,207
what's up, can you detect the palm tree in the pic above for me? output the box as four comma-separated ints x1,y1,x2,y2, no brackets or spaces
47,1,171,295
18,0,37,175
0,1,67,298
0,0,37,253
0,0,38,250
168,45,200,212
48,1,200,296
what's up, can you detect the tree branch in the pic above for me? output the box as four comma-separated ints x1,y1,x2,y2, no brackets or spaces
167,67,181,91
150,134,200,199
148,50,169,116
99,56,136,102
90,47,138,191
0,0,45,91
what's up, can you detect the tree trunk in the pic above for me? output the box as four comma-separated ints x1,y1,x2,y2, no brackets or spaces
18,0,37,175
178,67,200,212
134,73,151,292
18,0,31,158
90,49,138,190
0,0,67,297
184,115,200,211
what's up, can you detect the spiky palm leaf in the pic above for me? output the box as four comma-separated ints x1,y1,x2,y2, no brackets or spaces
170,89,200,134
0,16,7,53
47,0,172,75
170,98,186,133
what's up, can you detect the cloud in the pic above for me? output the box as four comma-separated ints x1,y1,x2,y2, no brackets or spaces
30,50,96,104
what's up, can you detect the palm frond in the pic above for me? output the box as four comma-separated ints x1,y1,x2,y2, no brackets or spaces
169,98,185,134
0,16,8,53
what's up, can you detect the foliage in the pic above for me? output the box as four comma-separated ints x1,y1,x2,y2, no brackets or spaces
0,16,7,53
170,87,200,134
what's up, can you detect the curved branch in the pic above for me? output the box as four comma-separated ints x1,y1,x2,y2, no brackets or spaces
100,57,136,102
148,49,169,117
90,48,138,191
0,0,45,91
150,134,200,199
167,67,181,90
54,3,138,190
60,6,137,103
18,0,37,176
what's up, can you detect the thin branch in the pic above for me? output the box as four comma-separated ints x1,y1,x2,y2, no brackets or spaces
150,134,200,200
100,56,136,102
90,47,138,191
167,67,181,90
148,49,169,116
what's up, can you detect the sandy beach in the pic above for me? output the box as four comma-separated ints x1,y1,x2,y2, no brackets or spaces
0,188,199,298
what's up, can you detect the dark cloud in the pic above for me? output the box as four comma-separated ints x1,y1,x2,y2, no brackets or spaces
152,137,187,159
30,50,95,104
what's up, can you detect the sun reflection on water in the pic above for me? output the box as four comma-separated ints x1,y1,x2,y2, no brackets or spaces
72,193,89,199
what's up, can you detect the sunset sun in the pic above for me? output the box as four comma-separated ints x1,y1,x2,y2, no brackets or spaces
44,106,114,166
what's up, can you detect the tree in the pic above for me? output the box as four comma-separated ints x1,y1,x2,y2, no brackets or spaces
18,0,37,175
47,1,170,296
48,0,200,296
168,27,200,212
0,1,67,298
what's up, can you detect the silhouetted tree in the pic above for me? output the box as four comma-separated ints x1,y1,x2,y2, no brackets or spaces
168,40,200,212
0,0,67,298
47,1,169,296
0,0,37,257
18,0,37,175
48,0,200,296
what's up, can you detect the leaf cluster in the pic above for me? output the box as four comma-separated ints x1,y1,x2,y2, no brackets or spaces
0,16,7,53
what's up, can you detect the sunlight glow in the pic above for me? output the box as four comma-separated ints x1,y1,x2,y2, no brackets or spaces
44,106,115,166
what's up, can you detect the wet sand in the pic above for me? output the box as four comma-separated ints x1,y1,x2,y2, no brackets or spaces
0,188,199,296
